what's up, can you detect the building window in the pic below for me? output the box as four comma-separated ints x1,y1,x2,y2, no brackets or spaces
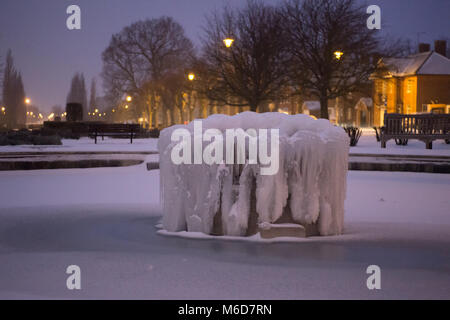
406,79,413,94
406,104,411,114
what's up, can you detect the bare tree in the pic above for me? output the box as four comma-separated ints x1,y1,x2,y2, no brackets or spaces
198,0,289,112
101,16,194,127
281,0,385,119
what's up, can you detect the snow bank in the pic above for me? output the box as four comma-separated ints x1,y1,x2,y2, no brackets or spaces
158,112,349,236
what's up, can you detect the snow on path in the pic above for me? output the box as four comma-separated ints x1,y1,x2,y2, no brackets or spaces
350,132,450,156
0,137,158,153
0,166,449,299
0,162,159,209
1,131,449,157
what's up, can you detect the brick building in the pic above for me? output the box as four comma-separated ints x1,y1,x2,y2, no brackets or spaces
371,41,450,126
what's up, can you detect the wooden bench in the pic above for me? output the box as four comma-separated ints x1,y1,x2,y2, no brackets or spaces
88,123,141,144
381,112,450,149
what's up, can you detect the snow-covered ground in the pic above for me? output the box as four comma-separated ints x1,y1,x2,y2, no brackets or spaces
0,137,158,153
0,130,449,157
350,130,450,156
0,163,449,299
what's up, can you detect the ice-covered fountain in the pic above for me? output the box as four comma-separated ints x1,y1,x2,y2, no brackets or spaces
158,112,349,238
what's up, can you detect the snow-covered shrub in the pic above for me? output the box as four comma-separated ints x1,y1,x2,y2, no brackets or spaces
0,130,62,145
158,112,349,237
343,126,362,146
373,126,381,142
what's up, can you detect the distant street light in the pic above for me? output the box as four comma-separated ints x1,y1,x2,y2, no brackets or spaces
334,51,344,60
125,105,129,109
126,95,133,102
25,98,31,105
94,108,99,113
188,73,195,81
223,38,234,48
1,107,5,112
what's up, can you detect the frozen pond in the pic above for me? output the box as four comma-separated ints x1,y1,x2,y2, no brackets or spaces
0,165,449,299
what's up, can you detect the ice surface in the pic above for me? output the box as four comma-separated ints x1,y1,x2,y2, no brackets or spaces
1,165,450,299
158,112,349,236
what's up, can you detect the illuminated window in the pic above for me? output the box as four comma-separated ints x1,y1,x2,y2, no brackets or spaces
406,80,413,94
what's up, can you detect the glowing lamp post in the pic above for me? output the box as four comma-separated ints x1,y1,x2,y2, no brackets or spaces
334,51,344,60
126,95,133,102
223,38,234,48
188,73,195,81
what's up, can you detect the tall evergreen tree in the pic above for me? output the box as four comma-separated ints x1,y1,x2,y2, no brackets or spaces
67,73,88,120
89,78,97,114
2,50,26,128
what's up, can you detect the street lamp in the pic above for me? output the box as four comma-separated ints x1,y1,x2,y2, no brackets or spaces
188,73,195,81
334,51,344,60
223,38,234,48
126,95,132,102
25,98,31,105
1,107,5,112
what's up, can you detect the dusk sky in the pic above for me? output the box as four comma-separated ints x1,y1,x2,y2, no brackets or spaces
0,0,449,112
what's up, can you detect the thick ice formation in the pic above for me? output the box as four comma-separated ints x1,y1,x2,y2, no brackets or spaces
158,112,349,236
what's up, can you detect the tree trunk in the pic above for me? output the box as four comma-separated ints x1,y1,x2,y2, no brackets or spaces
170,108,176,126
201,100,208,119
148,109,153,128
319,95,329,119
257,101,270,113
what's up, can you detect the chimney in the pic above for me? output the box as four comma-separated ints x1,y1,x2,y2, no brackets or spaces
418,43,430,53
434,40,447,57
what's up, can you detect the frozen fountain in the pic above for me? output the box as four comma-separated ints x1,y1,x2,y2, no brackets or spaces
158,112,349,238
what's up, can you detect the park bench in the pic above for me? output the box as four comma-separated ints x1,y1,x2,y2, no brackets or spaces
381,112,450,149
88,123,141,144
